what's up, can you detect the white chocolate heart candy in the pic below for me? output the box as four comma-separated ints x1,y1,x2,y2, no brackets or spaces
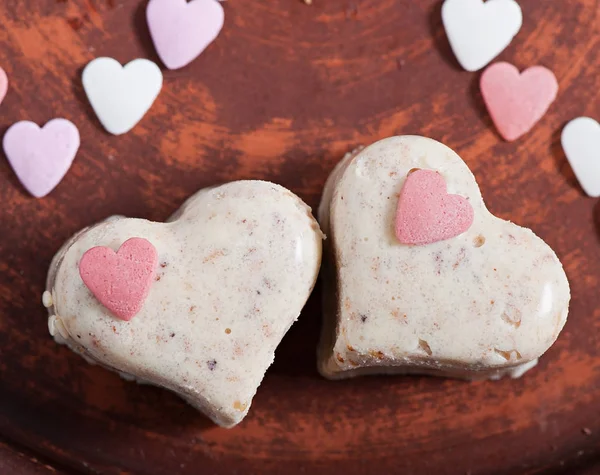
45,181,323,427
442,0,522,72
318,136,570,380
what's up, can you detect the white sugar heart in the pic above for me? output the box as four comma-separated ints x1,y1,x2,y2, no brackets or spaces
561,117,600,197
442,0,523,72
318,136,570,381
44,181,323,427
0,66,7,106
82,58,163,136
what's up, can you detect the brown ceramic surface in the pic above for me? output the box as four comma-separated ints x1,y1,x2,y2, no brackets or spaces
0,442,64,474
0,0,599,474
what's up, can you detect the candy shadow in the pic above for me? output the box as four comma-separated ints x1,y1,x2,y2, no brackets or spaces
467,73,503,141
550,124,580,191
132,0,163,66
593,201,600,244
0,125,31,197
260,147,344,379
0,380,214,475
70,66,107,135
268,282,323,379
428,0,462,71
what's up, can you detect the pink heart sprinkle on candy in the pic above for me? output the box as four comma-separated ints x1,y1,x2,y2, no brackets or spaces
3,119,80,198
480,62,558,142
0,66,7,106
79,238,158,321
147,0,225,70
395,169,474,245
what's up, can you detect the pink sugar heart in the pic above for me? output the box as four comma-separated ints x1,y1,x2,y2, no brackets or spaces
480,62,558,142
395,169,474,245
3,119,80,198
79,238,158,321
147,0,225,70
0,66,8,106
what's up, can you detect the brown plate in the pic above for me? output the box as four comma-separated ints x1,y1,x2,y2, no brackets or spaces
1,0,599,473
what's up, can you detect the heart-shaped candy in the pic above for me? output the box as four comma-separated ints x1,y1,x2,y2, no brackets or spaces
3,119,80,198
45,181,323,427
0,66,8,106
480,62,558,141
442,0,523,72
395,169,474,245
318,136,570,381
561,117,600,197
79,238,158,321
147,0,225,70
82,58,163,135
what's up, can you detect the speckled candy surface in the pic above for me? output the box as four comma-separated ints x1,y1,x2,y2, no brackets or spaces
45,181,323,427
480,62,558,141
395,169,474,245
318,136,570,380
79,238,158,321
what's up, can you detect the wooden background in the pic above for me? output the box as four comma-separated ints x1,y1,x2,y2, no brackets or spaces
0,0,599,473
